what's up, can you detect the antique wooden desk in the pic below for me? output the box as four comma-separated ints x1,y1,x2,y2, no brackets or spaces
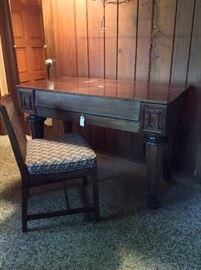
17,77,189,209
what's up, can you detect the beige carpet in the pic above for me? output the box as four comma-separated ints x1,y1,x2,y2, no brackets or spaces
0,135,201,270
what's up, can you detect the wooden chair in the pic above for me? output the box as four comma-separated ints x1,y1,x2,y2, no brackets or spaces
0,94,99,232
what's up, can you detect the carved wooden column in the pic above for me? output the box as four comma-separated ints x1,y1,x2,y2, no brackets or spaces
142,104,168,209
144,135,167,209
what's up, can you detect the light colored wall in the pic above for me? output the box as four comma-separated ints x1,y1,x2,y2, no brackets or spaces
0,35,8,96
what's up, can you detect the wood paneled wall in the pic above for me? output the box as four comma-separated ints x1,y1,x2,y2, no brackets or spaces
42,0,201,172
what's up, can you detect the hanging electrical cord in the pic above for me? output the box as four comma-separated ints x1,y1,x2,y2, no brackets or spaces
101,0,133,7
100,0,133,32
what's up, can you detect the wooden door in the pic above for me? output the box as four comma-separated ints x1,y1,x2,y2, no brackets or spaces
10,0,47,83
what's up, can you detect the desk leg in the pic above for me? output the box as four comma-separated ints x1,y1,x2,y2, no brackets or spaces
144,135,167,209
27,115,46,138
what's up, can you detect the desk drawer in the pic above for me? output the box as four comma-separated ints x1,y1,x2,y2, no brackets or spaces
36,91,140,121
36,107,140,133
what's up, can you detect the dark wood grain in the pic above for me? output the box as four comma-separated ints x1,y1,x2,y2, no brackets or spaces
17,77,189,209
19,77,188,104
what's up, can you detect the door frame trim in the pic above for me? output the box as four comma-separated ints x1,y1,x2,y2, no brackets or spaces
0,0,19,102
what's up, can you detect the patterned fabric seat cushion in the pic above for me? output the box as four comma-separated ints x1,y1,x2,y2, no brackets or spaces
26,132,96,175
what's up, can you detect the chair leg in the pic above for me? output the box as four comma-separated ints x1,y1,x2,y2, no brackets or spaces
62,179,70,210
22,180,28,232
90,168,100,221
82,175,88,186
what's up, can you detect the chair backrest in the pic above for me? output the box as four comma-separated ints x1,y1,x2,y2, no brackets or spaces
0,94,28,176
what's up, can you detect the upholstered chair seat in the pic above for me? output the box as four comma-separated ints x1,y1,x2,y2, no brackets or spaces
26,133,96,175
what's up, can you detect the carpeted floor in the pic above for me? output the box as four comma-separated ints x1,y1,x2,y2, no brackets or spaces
0,135,201,270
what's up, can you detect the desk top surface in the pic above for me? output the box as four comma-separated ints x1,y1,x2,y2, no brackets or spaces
19,77,189,104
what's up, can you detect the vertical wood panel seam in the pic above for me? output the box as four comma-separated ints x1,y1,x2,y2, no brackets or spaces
74,0,78,77
147,0,155,82
103,4,106,150
115,2,118,151
132,0,139,156
116,1,119,80
185,0,197,87
85,0,91,141
86,0,90,78
103,4,106,79
134,0,139,81
168,0,179,88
